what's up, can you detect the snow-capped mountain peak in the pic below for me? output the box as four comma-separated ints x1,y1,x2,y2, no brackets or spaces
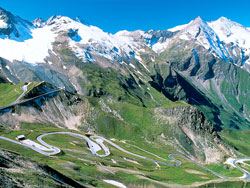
167,16,203,33
174,16,237,62
177,16,217,43
168,23,189,32
0,8,34,41
0,7,55,63
208,17,250,49
0,7,33,41
32,17,46,28
46,15,75,26
74,16,90,26
178,16,205,38
0,6,249,68
38,15,141,62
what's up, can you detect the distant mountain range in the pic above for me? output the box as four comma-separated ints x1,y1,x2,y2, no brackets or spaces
0,6,249,130
0,6,250,187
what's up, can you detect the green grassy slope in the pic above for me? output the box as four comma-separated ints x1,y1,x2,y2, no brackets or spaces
79,63,171,108
0,83,23,106
0,121,247,187
0,82,249,187
219,130,250,157
0,82,43,107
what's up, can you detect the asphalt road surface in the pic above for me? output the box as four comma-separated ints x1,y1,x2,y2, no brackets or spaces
0,132,249,180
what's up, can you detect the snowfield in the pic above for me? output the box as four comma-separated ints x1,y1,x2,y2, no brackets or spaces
208,17,250,50
0,19,8,28
0,12,250,69
0,26,56,64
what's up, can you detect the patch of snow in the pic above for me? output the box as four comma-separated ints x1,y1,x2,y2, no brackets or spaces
32,18,46,28
179,34,190,40
231,46,237,56
6,77,12,83
176,17,228,61
60,16,133,50
0,26,56,64
168,23,189,32
5,65,10,70
103,180,126,188
208,17,250,54
137,60,150,72
185,17,229,61
152,40,170,53
138,48,145,53
129,63,136,69
46,16,139,61
0,16,34,42
136,70,143,75
51,50,58,57
135,53,142,61
115,30,131,36
0,19,8,28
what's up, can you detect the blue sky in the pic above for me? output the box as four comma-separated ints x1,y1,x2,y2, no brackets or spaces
0,0,249,33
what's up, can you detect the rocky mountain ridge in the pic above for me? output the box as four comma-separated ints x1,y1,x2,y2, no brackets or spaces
0,6,249,187
0,82,236,163
0,6,249,130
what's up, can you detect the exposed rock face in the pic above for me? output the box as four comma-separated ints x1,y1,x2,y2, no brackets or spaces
0,7,248,169
154,105,236,163
0,7,33,41
0,83,89,130
0,84,235,163
151,42,250,129
0,10,249,130
0,6,249,188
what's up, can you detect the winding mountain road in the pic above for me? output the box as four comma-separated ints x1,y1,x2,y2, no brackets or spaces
90,136,227,178
3,85,247,180
225,158,250,180
37,132,110,157
0,132,249,180
12,85,28,104
0,84,28,111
